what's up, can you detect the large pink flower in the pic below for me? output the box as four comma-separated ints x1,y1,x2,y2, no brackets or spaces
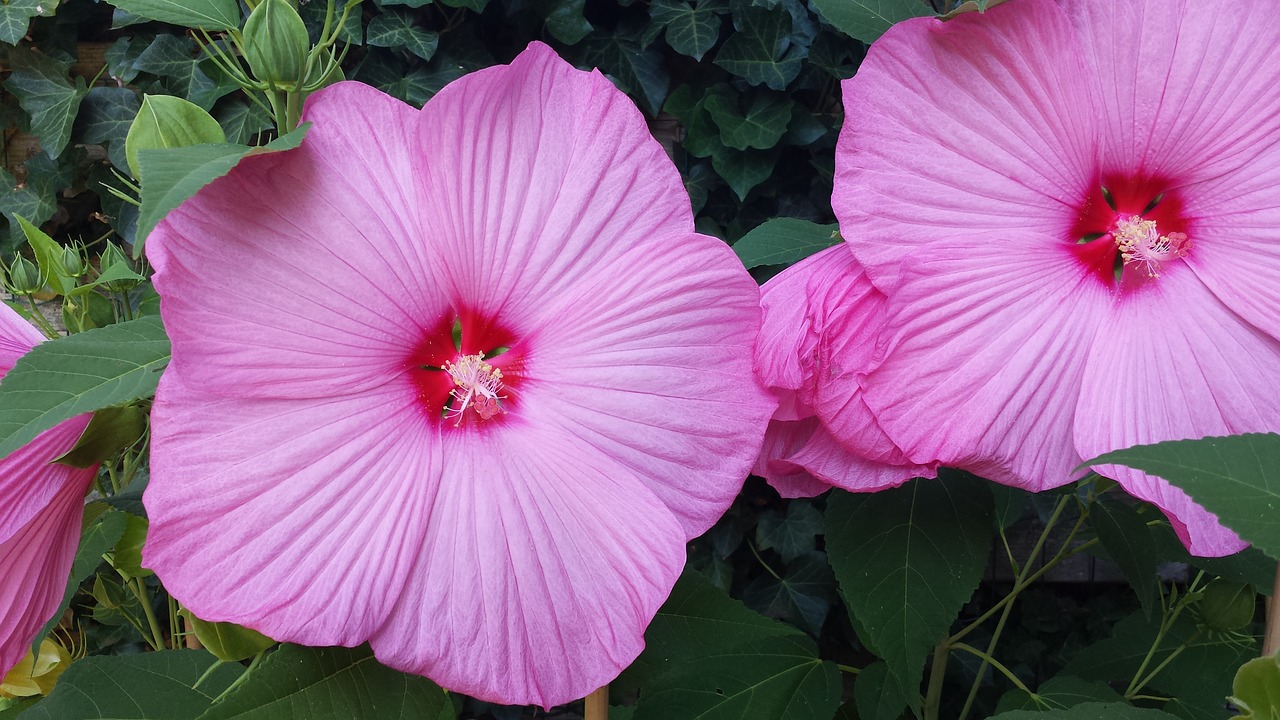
142,42,774,706
753,244,933,497
0,306,94,677
832,0,1280,556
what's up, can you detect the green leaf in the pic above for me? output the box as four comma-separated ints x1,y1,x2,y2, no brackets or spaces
214,100,274,146
704,88,795,150
179,611,275,663
19,650,244,720
650,0,723,60
994,675,1123,713
74,87,142,171
30,505,127,655
198,644,453,719
1087,433,1280,558
105,0,241,29
756,500,823,562
3,47,87,158
54,404,148,468
0,316,170,462
126,94,227,179
711,147,776,200
732,217,839,268
714,6,804,90
14,214,75,296
135,123,309,252
810,0,931,44
132,35,232,111
0,157,65,248
534,0,594,44
1091,497,1160,618
990,702,1181,719
825,475,994,711
367,9,440,61
741,551,836,636
438,0,491,13
577,34,669,115
1230,653,1280,720
854,661,914,720
111,512,151,579
0,0,54,46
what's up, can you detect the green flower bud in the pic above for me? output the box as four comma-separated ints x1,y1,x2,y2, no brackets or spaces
4,255,42,295
98,243,140,292
60,244,87,279
243,0,311,92
1200,579,1256,632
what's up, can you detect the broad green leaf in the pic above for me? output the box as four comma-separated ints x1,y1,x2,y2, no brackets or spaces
756,500,823,562
73,86,142,171
535,0,594,44
1091,497,1160,618
577,34,669,115
650,0,723,60
105,0,240,29
825,475,993,711
714,6,803,90
135,123,309,252
1153,522,1276,596
810,0,930,44
704,88,795,150
366,9,439,61
0,697,37,719
0,316,170,462
110,512,151,579
0,0,55,45
990,702,1181,720
14,214,75,296
711,147,776,200
732,217,839,268
1087,433,1280,558
30,506,127,655
854,661,913,720
179,611,274,663
53,405,148,468
994,675,1123,713
3,48,87,158
126,94,227,179
198,644,453,719
1230,653,1280,720
19,650,244,720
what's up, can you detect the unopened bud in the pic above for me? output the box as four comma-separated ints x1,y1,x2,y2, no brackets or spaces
243,0,311,91
1200,579,1256,632
4,255,42,295
61,244,87,279
98,243,140,292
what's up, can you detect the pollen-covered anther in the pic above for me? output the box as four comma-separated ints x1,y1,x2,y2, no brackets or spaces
1112,215,1191,278
442,353,506,423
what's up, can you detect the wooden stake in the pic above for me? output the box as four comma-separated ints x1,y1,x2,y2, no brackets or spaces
584,685,609,720
1264,561,1280,657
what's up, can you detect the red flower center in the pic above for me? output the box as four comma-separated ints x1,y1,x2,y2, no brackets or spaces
407,309,523,428
1069,173,1192,285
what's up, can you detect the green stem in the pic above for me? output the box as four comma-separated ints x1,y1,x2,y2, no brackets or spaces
285,90,303,132
212,651,265,703
23,296,58,338
267,90,289,136
1124,575,1203,698
836,664,860,676
127,577,166,651
1130,629,1201,697
746,541,782,581
922,641,950,720
951,643,1032,696
193,659,227,689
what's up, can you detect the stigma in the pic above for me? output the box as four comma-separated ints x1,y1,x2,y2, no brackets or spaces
1112,215,1190,278
442,354,505,423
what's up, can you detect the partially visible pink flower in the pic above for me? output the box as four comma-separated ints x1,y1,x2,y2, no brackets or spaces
0,306,94,676
143,43,775,707
832,0,1280,556
753,244,933,497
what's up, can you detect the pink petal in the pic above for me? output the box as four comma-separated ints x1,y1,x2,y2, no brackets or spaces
1072,0,1280,183
0,418,91,542
0,305,42,376
370,419,688,708
834,0,1098,288
148,82,447,399
143,374,438,646
0,472,89,677
1075,269,1278,556
860,238,1110,490
753,418,838,498
413,42,692,331
755,417,919,497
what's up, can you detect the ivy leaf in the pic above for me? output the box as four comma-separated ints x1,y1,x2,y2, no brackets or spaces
366,8,440,61
1087,433,1280,558
756,500,823,562
19,650,244,720
711,147,776,200
4,47,87,158
650,0,724,60
741,551,837,636
704,87,795,150
714,6,804,90
132,35,231,111
577,34,669,115
732,217,839,268
214,99,274,145
825,474,994,712
106,0,241,29
73,86,141,170
199,644,453,719
0,0,54,45
438,0,491,13
534,0,594,44
0,155,68,249
810,0,931,44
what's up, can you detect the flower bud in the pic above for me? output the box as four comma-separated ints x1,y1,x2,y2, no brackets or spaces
60,244,87,279
1200,579,1256,632
0,638,71,699
98,243,140,292
242,0,311,91
4,255,42,295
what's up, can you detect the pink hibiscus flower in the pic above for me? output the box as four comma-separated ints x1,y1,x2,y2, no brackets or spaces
832,0,1280,556
0,306,95,676
753,244,933,497
142,42,775,706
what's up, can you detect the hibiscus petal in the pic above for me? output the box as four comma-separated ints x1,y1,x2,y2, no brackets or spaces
0,306,41,377
148,82,445,399
0,418,91,542
1072,0,1280,183
753,418,837,499
860,238,1110,490
370,420,687,708
834,0,1098,288
143,375,437,645
414,42,692,331
523,232,774,536
0,473,89,676
756,417,919,497
1075,269,1278,556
